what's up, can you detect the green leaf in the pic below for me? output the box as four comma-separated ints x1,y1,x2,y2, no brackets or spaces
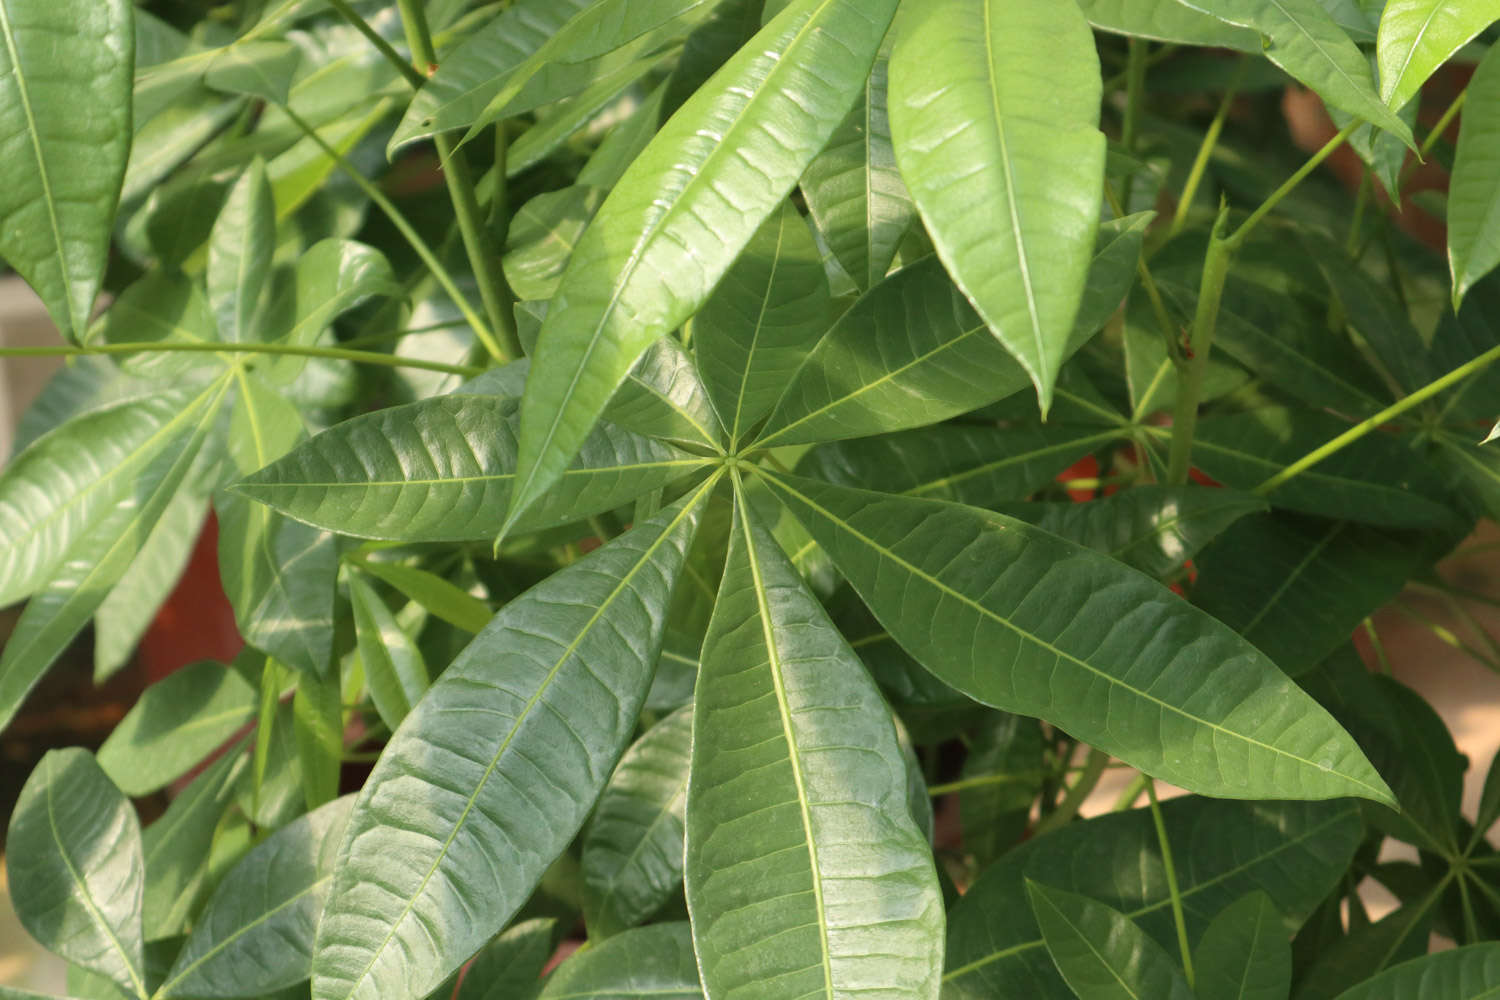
797,423,1129,508
686,490,944,999
1026,881,1194,1000
996,486,1267,580
1191,892,1291,1000
293,668,342,811
1192,515,1427,677
141,745,246,939
5,748,146,997
1377,1,1500,110
505,0,898,537
203,40,302,106
208,158,275,344
90,272,219,377
455,918,556,1000
759,472,1393,803
0,0,133,338
537,922,702,999
310,485,712,1000
218,373,336,679
258,239,399,381
12,355,160,456
800,54,914,291
889,0,1106,413
1307,897,1443,999
691,201,834,445
0,389,199,611
1448,42,1500,310
1329,75,1419,200
97,660,258,797
1165,409,1456,529
582,705,693,938
350,559,492,635
503,186,607,303
943,798,1363,997
237,395,711,543
1179,0,1415,147
605,337,726,452
390,0,594,155
157,796,356,999
959,713,1045,865
1073,211,1156,344
1079,0,1261,47
349,573,430,731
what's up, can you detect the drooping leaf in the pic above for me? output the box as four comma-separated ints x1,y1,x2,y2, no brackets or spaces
207,158,275,344
686,490,944,999
1191,892,1291,1000
504,0,898,537
996,486,1267,580
537,922,703,1000
217,373,336,679
800,54,914,291
759,471,1394,804
348,558,492,635
0,0,133,338
236,395,711,543
1329,73,1419,200
1192,515,1428,677
1026,881,1195,1000
943,798,1363,997
141,745,247,939
389,0,593,155
889,0,1106,412
310,485,713,1000
1377,1,1500,111
691,201,834,445
6,749,146,996
1079,0,1261,47
582,705,693,938
97,660,258,797
258,239,399,381
349,573,430,730
1448,42,1500,311
455,918,557,1000
1178,0,1415,146
157,796,356,999
797,423,1130,509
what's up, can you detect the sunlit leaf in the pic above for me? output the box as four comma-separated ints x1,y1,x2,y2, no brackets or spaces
1448,42,1500,311
1079,0,1260,47
1377,1,1500,111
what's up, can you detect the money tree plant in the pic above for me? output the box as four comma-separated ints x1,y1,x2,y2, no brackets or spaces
4,0,1500,998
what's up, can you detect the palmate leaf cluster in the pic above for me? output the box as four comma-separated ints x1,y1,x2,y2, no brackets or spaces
3,0,1500,998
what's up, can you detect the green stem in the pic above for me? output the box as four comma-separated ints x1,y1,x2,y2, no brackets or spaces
1147,782,1195,989
276,102,502,358
394,0,521,361
1362,618,1393,675
1405,87,1468,186
0,341,484,376
1113,772,1150,811
324,0,426,89
1122,39,1148,144
1255,342,1500,495
1229,119,1361,246
1105,184,1182,373
1166,206,1233,484
1032,747,1110,837
1171,55,1248,238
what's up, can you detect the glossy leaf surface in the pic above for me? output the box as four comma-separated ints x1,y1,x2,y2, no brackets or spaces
207,158,274,344
311,488,711,1000
889,0,1106,411
1448,42,1500,310
0,0,133,337
537,922,703,1000
1191,892,1291,1000
6,749,146,996
944,798,1362,996
1079,0,1260,47
159,796,356,999
1377,1,1500,110
505,0,897,535
686,495,944,999
1026,881,1194,1000
237,395,709,543
582,705,693,938
761,472,1393,803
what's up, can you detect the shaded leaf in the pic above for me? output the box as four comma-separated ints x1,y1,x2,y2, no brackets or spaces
456,918,556,1000
1448,42,1500,310
1026,881,1194,1000
208,158,275,344
310,486,712,1000
1192,892,1292,1000
204,40,302,107
959,713,1045,865
259,239,399,381
5,749,146,996
686,491,943,999
537,922,702,999
889,0,1106,411
157,796,356,999
350,559,492,635
760,471,1393,803
582,705,693,938
505,0,898,536
1329,943,1500,1000
1300,894,1439,1000
141,745,246,939
91,272,219,377
349,573,430,731
98,660,258,797
606,337,725,452
0,0,133,337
